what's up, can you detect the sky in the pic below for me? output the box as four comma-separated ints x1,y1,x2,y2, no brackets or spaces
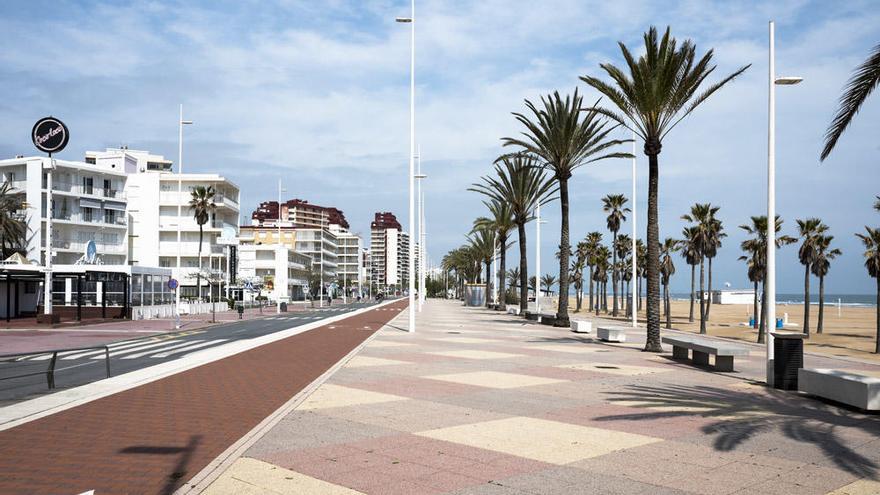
0,0,878,294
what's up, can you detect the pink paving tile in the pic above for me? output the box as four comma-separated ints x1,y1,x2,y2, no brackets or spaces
538,403,718,439
380,351,455,363
414,469,487,492
346,375,489,400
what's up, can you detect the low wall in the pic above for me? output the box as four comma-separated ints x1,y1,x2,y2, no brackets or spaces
133,302,227,320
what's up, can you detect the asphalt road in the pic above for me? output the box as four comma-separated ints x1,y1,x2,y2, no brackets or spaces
0,299,381,405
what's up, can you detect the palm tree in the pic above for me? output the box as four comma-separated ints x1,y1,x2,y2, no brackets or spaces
738,240,763,330
681,226,701,323
821,43,880,161
615,233,633,316
811,235,841,335
602,194,630,317
682,203,720,334
582,26,749,352
796,218,829,336
541,274,557,295
506,267,521,303
635,239,647,312
467,224,496,308
502,89,630,327
739,216,797,343
593,245,611,315
572,241,588,311
474,200,515,308
470,153,556,314
704,215,725,321
659,238,680,329
189,185,216,301
0,182,28,259
584,232,603,311
875,196,880,212
856,226,880,353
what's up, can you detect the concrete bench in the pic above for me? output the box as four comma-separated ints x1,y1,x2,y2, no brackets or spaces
506,305,521,316
525,311,556,324
799,368,880,411
570,320,592,334
597,326,626,343
661,335,749,372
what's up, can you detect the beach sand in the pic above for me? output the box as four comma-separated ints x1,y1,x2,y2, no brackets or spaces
566,295,879,363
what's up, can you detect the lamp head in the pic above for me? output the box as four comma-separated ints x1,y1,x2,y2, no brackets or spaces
395,17,412,23
774,76,803,85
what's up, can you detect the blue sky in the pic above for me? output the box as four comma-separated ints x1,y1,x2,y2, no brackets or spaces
0,0,878,294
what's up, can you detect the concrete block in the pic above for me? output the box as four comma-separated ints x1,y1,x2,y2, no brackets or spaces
570,320,592,333
799,368,880,411
506,305,521,316
597,326,626,343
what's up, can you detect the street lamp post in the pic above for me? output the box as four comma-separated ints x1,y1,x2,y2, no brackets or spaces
397,2,415,332
766,20,803,384
277,178,286,314
534,204,543,321
176,104,193,309
631,130,638,328
415,160,427,312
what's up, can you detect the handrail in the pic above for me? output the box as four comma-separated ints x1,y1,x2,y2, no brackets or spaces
0,344,111,390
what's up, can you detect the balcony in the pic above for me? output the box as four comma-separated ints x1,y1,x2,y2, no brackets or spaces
51,238,126,254
50,211,128,228
48,182,125,200
4,180,27,192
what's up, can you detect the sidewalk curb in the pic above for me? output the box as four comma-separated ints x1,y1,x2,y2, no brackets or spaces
0,300,399,431
174,304,408,495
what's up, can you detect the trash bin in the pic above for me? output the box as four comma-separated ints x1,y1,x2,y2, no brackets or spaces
280,302,288,312
772,332,806,390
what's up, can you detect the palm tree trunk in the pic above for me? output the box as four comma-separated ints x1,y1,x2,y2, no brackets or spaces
753,280,759,329
803,264,811,336
875,277,879,353
555,178,571,327
485,261,491,308
665,280,672,329
518,222,528,314
499,245,506,309
758,279,767,344
612,231,618,316
575,281,583,311
588,266,594,311
197,225,204,301
706,256,713,320
625,280,630,317
699,256,706,334
644,151,661,352
817,274,825,334
688,264,695,322
595,281,601,316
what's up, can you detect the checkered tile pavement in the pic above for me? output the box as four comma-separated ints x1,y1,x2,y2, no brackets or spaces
206,300,880,495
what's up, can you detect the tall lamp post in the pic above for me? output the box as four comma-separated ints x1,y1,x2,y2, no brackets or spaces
276,178,286,314
631,130,638,328
397,1,415,332
176,104,193,308
766,20,802,384
415,154,427,312
534,205,547,321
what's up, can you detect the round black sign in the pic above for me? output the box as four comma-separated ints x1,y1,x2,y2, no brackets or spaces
32,117,69,154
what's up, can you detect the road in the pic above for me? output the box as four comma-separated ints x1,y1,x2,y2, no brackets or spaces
0,299,379,405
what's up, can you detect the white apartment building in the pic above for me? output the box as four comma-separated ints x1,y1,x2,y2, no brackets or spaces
89,148,240,300
369,212,415,293
0,156,129,266
329,224,364,289
236,243,311,302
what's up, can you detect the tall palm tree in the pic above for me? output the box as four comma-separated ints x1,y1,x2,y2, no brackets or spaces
682,203,720,334
738,241,764,330
602,194,630,317
635,239,647,312
470,154,556,314
856,226,880,353
796,218,829,336
593,245,611,316
541,274,557,295
189,185,216,301
681,226,701,323
811,235,841,335
704,215,725,321
474,200,515,308
739,216,797,343
506,267,521,303
615,233,633,316
582,26,749,352
502,89,630,327
659,238,680,329
584,232,603,311
821,43,880,161
572,241,588,311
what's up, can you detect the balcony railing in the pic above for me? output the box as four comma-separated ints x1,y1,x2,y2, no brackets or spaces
48,182,125,200
51,238,126,253
50,212,127,227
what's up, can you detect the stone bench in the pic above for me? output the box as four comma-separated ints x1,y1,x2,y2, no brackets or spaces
506,306,521,316
661,335,749,372
570,320,592,334
597,326,626,343
798,368,880,411
525,311,557,326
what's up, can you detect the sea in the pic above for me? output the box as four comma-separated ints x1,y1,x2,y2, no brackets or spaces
668,292,876,308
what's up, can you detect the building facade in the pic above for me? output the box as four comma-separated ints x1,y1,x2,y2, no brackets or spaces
236,244,310,302
369,212,415,293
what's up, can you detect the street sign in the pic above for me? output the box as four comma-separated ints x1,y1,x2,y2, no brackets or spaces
244,280,254,291
168,278,179,290
32,117,69,154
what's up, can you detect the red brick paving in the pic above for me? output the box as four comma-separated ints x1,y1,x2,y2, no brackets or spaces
0,299,407,495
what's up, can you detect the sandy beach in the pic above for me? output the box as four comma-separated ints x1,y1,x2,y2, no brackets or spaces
566,296,879,363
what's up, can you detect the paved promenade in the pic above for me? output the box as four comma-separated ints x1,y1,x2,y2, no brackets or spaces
206,299,880,495
0,299,406,494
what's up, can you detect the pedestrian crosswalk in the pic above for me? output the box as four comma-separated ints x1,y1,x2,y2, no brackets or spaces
14,337,230,362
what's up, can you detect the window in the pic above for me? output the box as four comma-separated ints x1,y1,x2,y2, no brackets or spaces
85,157,96,164
104,209,116,224
82,177,93,195
82,208,93,222
101,232,118,244
103,179,111,197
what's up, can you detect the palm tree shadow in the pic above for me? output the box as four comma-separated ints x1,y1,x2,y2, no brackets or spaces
597,384,880,478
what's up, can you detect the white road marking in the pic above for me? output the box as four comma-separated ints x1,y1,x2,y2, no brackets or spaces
153,340,227,358
120,340,204,360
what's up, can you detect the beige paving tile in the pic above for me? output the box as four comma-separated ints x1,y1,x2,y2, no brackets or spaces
438,337,504,344
204,457,364,494
298,384,408,410
424,371,568,389
428,350,524,360
826,479,880,494
555,362,672,376
416,416,661,465
367,341,415,348
529,344,603,354
346,356,412,367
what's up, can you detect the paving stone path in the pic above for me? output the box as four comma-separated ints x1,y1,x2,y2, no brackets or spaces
206,299,880,495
